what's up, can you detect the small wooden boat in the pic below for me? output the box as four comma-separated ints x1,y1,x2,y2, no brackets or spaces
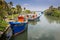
9,15,28,35
26,13,40,21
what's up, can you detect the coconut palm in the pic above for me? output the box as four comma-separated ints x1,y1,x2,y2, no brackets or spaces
0,0,8,20
16,5,22,14
9,1,13,6
8,1,14,19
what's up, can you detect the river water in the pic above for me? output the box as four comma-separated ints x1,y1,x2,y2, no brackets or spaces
11,12,60,40
28,12,60,40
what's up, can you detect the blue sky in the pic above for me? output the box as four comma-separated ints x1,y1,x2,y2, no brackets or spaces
5,0,60,11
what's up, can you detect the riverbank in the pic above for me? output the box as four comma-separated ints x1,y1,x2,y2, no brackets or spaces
44,6,60,18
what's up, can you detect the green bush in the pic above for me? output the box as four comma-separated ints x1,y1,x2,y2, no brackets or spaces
45,7,60,18
0,20,8,31
24,10,31,13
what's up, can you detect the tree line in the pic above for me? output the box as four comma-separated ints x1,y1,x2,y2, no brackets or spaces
0,0,31,20
44,5,60,18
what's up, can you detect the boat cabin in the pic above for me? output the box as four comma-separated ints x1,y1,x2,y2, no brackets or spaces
18,15,25,22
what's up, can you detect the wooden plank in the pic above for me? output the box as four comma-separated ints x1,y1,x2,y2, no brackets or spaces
0,25,10,37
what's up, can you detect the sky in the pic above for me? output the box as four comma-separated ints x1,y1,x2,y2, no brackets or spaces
5,0,60,11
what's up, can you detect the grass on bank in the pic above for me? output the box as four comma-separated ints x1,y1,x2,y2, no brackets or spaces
0,14,19,31
0,20,8,31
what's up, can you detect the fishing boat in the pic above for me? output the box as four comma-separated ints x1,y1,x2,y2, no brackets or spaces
26,13,40,21
9,15,28,35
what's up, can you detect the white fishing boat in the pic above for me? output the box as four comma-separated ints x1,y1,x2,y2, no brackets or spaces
26,13,40,21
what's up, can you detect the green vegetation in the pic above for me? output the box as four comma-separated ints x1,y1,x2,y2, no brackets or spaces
0,20,8,31
0,0,8,20
0,0,8,31
24,10,31,14
8,14,19,19
16,5,22,14
0,0,22,19
0,0,22,31
0,0,31,31
44,5,60,18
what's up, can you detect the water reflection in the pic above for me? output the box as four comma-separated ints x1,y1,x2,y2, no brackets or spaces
10,29,27,40
28,12,60,40
36,35,55,40
28,26,56,40
33,34,55,40
28,19,40,25
45,15,60,24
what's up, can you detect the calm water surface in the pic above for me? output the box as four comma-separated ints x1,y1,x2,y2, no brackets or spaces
28,12,60,40
11,12,60,40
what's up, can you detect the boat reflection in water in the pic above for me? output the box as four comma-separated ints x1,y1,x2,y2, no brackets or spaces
28,18,40,25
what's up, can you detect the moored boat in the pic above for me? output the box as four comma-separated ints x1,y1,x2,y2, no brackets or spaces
26,13,40,21
9,15,28,35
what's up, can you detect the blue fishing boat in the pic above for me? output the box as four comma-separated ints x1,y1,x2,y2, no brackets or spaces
9,15,28,35
26,13,40,21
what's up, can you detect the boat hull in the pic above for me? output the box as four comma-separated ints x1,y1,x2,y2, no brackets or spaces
28,16,40,21
9,22,28,35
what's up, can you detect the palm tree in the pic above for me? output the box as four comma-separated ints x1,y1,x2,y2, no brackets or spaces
11,7,15,14
9,1,13,6
0,0,8,20
8,1,14,19
16,4,22,14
